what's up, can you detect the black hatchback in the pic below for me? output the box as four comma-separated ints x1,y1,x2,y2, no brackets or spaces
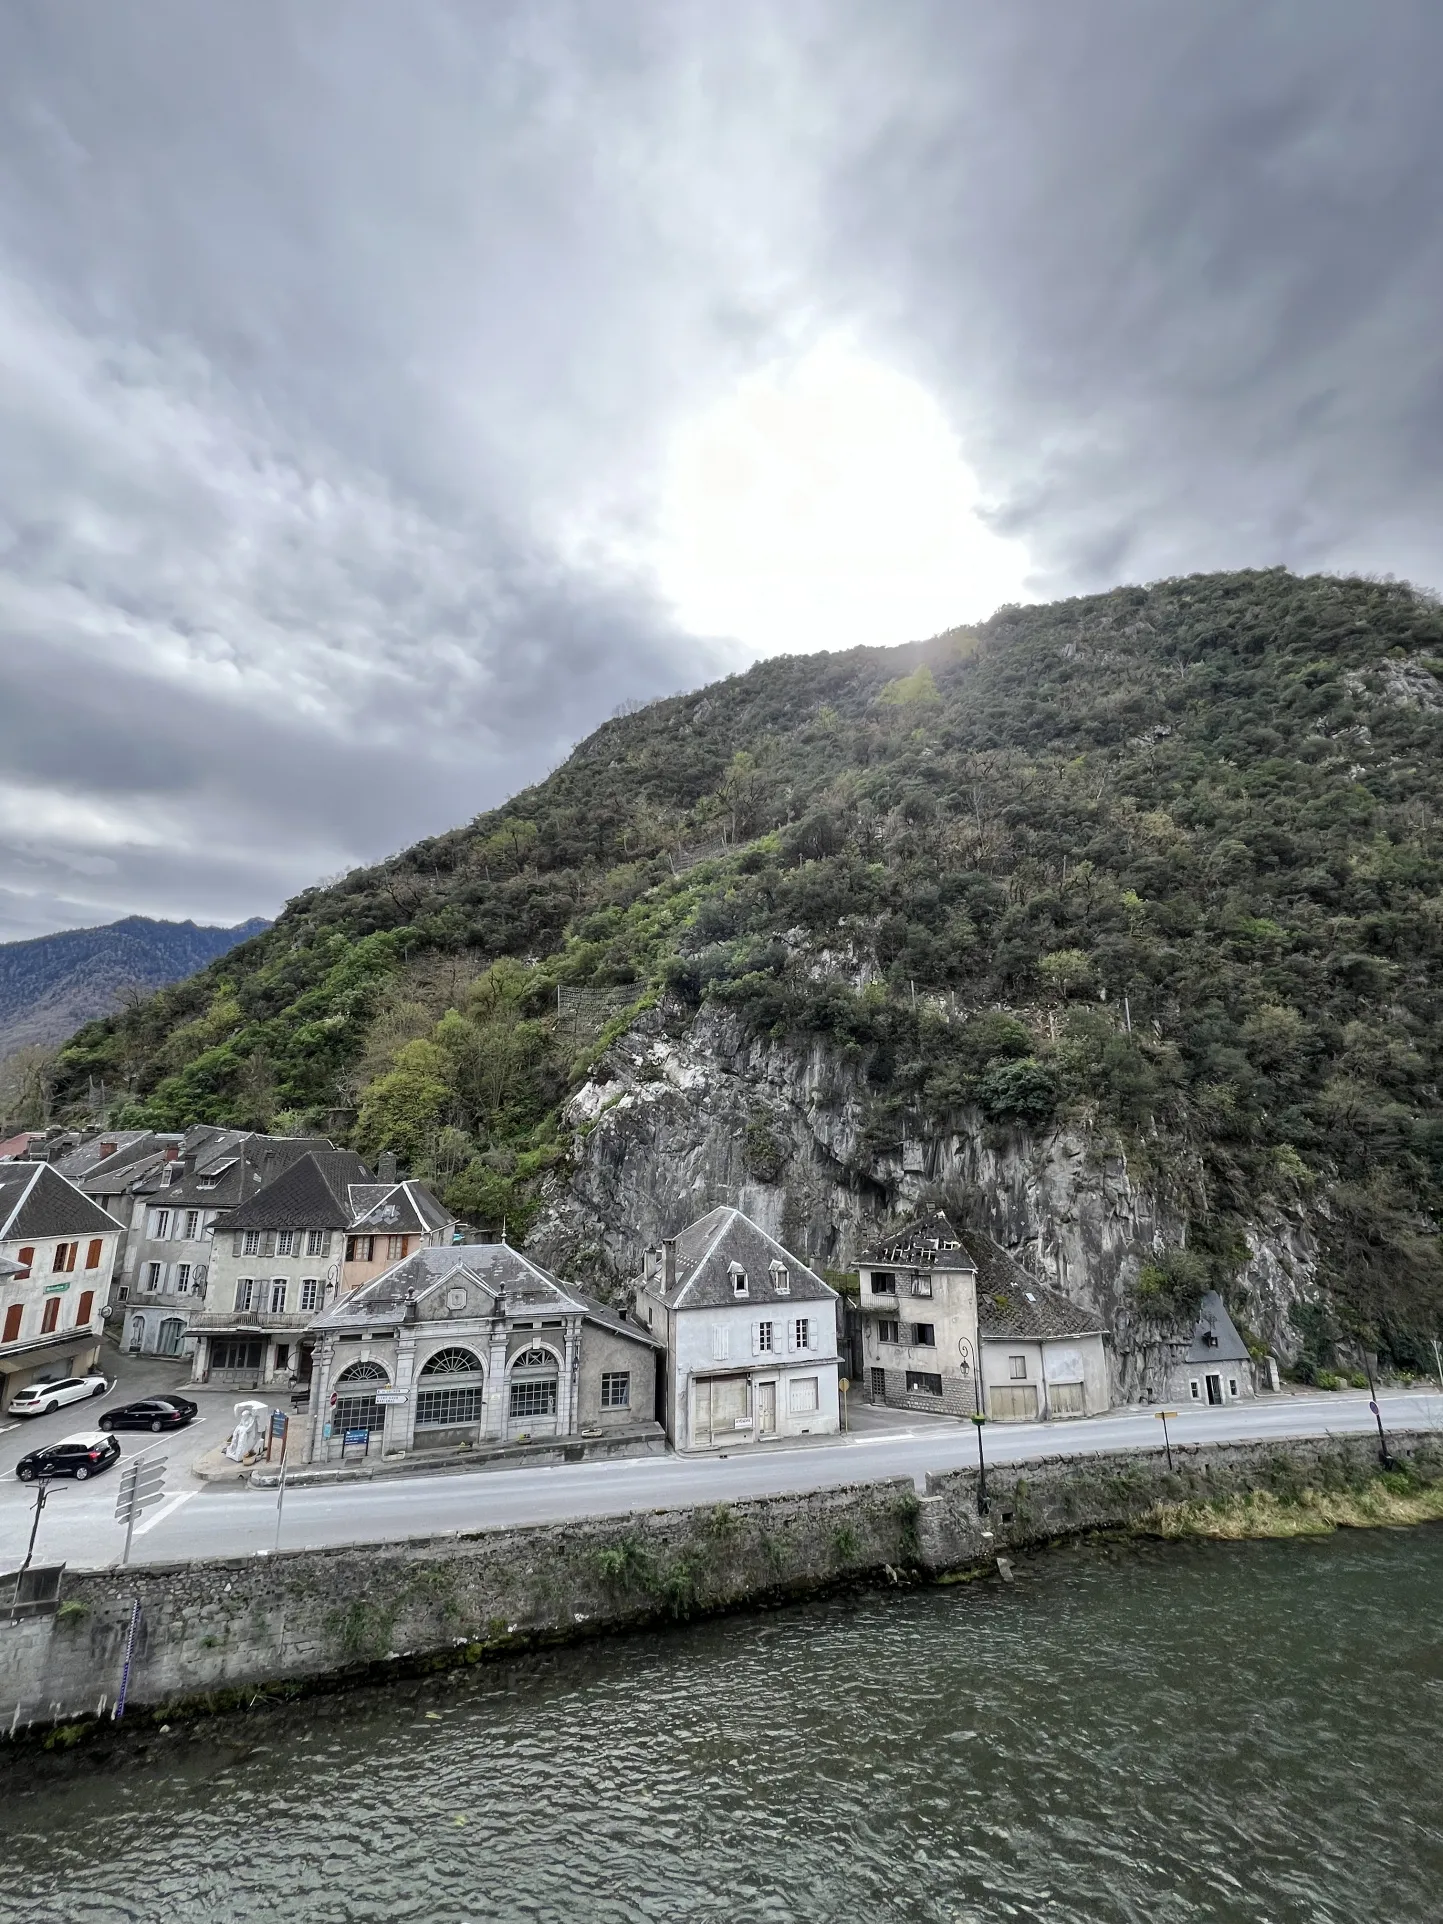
99,1394,198,1434
16,1432,122,1481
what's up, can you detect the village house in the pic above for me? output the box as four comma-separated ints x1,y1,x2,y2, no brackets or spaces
636,1207,841,1451
303,1241,662,1465
191,1148,454,1391
1169,1290,1257,1407
0,1163,123,1410
859,1213,1111,1422
83,1127,333,1360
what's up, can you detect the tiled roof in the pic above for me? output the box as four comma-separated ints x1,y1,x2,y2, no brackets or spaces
1186,1291,1251,1364
960,1230,1106,1339
655,1208,834,1310
347,1179,451,1235
860,1211,976,1271
223,1149,373,1231
315,1242,659,1347
0,1164,123,1241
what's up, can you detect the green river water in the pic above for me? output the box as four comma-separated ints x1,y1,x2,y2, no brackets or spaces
4,1525,1441,1923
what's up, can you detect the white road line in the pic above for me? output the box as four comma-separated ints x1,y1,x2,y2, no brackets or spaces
132,1490,196,1536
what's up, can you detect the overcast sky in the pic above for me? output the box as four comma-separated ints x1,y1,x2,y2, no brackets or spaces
2,2,1440,942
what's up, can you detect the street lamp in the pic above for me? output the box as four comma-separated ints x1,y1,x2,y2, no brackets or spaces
1360,1349,1393,1469
971,1412,989,1515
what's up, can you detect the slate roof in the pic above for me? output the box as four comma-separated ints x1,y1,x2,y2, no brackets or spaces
1186,1290,1251,1365
653,1207,835,1310
860,1212,976,1271
52,1130,165,1183
347,1179,451,1236
0,1164,123,1242
220,1149,373,1231
957,1229,1107,1340
134,1128,330,1211
314,1241,659,1347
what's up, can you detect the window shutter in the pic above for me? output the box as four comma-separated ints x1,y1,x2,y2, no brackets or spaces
711,1325,729,1361
264,1231,276,1258
785,1319,796,1353
232,1232,243,1258
751,1322,760,1356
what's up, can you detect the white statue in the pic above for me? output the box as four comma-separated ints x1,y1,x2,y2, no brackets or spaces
224,1400,270,1461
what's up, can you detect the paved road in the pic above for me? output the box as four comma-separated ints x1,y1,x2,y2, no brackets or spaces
4,1387,1438,1572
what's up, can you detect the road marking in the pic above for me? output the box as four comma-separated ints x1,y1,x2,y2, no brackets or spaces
132,1490,196,1536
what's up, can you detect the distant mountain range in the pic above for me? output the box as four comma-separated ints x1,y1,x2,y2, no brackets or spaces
0,915,270,1058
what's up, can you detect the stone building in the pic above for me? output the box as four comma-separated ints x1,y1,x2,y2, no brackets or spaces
192,1149,453,1391
636,1207,841,1451
1168,1290,1256,1407
859,1213,1111,1422
0,1163,122,1409
302,1242,662,1465
857,1214,980,1415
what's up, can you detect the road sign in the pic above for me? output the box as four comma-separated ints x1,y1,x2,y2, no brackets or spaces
115,1453,166,1567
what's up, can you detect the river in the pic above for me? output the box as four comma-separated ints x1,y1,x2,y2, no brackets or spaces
6,1526,1441,1922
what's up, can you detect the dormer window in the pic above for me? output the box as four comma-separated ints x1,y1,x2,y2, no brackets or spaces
730,1264,749,1298
770,1261,790,1296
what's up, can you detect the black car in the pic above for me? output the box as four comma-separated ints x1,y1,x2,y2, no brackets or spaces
16,1432,122,1481
98,1394,198,1434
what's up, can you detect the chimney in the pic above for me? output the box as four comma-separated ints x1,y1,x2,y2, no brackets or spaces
164,1144,180,1162
378,1150,398,1184
98,1141,117,1160
662,1237,677,1293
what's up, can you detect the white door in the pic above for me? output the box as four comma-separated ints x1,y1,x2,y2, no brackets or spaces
756,1381,777,1436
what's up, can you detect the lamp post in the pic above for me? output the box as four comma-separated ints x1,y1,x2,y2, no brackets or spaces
1360,1349,1393,1469
1155,1409,1178,1473
9,1478,55,1624
971,1412,989,1515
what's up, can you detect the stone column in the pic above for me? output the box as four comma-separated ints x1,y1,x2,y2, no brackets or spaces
559,1316,581,1435
189,1333,209,1385
483,1319,509,1440
306,1336,336,1463
390,1330,418,1453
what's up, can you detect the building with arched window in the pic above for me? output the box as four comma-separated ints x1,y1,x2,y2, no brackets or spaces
302,1243,663,1465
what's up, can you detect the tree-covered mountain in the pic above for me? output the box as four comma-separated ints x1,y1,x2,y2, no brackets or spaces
0,915,271,1062
49,571,1443,1367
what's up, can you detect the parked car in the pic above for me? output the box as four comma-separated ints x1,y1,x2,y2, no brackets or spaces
6,1373,109,1418
15,1432,121,1481
99,1395,198,1434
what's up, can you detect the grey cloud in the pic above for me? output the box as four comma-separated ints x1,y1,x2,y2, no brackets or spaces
1,2,1440,939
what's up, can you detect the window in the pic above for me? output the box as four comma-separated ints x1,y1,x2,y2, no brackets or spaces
242,1229,262,1256
789,1376,819,1414
792,1317,812,1351
53,1242,78,1273
145,1262,163,1290
3,1304,22,1343
300,1278,320,1312
269,1278,288,1314
906,1370,943,1397
275,1344,290,1372
509,1378,558,1418
41,1297,60,1335
1008,1355,1028,1381
869,1272,897,1295
1189,1380,1201,1400
234,1278,255,1312
336,1359,389,1385
870,1366,886,1398
175,1263,192,1293
14,1246,33,1280
152,1210,171,1240
183,1211,201,1240
347,1235,374,1264
85,1238,104,1270
306,1229,330,1257
386,1235,406,1260
275,1230,295,1257
601,1371,631,1409
757,1321,775,1353
910,1277,933,1297
422,1347,483,1376
1229,1378,1238,1397
76,1290,94,1326
770,1262,790,1295
417,1384,483,1427
878,1320,900,1345
158,1317,184,1357
911,1323,936,1348
730,1266,749,1297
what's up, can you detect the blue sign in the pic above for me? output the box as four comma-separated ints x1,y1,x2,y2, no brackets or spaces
343,1427,370,1449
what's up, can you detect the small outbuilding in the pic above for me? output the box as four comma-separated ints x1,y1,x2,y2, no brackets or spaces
1171,1290,1255,1407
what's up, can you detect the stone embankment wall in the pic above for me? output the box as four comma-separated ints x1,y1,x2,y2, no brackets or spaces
3,1430,1438,1740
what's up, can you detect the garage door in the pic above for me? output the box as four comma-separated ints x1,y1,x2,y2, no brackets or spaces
1048,1381,1085,1416
989,1384,1039,1421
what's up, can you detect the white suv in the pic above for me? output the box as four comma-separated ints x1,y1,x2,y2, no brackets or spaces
6,1373,109,1418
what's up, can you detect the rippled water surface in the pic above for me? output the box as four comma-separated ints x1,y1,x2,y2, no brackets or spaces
6,1527,1443,1923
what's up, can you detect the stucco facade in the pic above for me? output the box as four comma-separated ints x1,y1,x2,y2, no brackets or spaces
0,1164,121,1408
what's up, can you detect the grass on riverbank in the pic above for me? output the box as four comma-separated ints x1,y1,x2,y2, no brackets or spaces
1141,1469,1443,1541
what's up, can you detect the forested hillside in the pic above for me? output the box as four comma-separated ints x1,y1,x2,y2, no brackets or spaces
0,914,271,1059
50,571,1443,1363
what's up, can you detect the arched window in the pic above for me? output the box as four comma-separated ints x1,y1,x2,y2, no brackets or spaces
332,1357,388,1437
508,1344,559,1422
417,1347,483,1428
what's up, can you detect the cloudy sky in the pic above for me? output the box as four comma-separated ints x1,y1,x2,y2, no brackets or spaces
1,2,1440,941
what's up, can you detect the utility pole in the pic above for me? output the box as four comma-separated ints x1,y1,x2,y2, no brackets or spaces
9,1479,58,1623
971,1412,989,1515
1155,1408,1178,1473
1360,1351,1393,1470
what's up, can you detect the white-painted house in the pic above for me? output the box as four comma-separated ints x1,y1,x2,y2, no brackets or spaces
636,1208,841,1451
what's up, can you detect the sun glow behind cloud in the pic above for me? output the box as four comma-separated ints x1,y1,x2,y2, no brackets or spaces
656,339,1032,656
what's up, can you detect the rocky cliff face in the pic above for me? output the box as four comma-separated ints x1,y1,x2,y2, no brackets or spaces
531,1000,1317,1399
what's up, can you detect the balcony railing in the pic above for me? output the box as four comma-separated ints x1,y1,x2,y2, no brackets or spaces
189,1309,319,1332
